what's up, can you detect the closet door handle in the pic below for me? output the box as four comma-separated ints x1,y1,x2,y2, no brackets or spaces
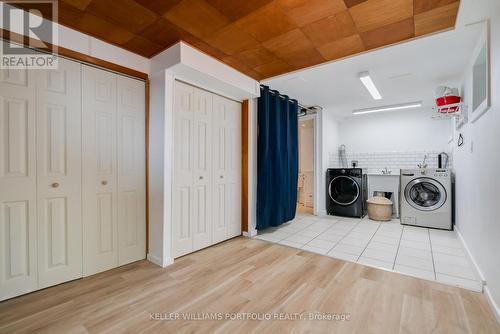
51,182,60,188
199,176,203,180
220,175,223,179
101,180,108,185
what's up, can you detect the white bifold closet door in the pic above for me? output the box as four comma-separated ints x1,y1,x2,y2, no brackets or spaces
172,83,213,257
0,46,145,300
173,81,241,258
82,66,118,276
212,95,241,243
116,76,146,266
82,65,146,276
36,58,83,288
0,67,38,300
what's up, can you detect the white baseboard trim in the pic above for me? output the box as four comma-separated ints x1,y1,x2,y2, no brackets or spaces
316,210,327,217
243,229,257,238
455,226,500,325
455,226,486,285
147,253,174,268
484,285,500,325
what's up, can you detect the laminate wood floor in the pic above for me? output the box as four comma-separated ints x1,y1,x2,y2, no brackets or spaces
0,237,499,334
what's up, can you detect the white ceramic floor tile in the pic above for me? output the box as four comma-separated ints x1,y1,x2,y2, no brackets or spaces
394,264,435,281
316,232,344,242
333,243,365,256
397,246,431,259
435,273,482,292
256,215,481,293
401,232,430,243
366,241,399,253
376,230,403,238
432,252,470,267
340,236,370,248
266,230,293,239
306,224,331,232
395,254,434,271
429,229,458,238
297,229,322,238
404,225,430,233
307,238,337,250
431,244,466,257
361,248,397,263
371,235,401,246
358,256,394,270
348,230,376,240
434,261,477,280
301,244,329,255
327,250,359,262
279,225,305,234
353,223,380,232
339,217,363,223
278,240,305,248
333,223,358,230
283,234,315,244
430,237,462,248
255,234,282,242
399,239,432,251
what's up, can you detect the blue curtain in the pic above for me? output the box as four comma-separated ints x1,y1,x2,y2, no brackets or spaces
256,85,299,230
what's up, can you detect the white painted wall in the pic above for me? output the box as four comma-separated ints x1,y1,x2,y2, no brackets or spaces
317,110,340,215
336,109,452,152
453,6,500,320
0,3,150,73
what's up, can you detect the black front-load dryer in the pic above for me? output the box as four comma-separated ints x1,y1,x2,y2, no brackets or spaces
326,168,367,218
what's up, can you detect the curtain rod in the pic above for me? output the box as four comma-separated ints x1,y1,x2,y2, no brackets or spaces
265,89,307,110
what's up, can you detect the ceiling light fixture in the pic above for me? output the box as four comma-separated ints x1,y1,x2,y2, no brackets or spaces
352,101,423,115
359,71,382,100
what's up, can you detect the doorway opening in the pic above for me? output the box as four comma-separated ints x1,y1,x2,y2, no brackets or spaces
297,117,315,216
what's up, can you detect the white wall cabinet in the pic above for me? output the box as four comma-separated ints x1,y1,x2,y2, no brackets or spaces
173,81,241,258
0,49,146,301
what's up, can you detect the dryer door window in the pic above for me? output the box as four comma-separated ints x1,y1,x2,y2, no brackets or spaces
405,178,447,211
329,176,360,206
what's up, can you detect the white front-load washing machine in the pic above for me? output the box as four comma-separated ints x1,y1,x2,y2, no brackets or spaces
400,168,452,230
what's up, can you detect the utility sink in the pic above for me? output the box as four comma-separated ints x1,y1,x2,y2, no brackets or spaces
366,169,401,218
365,168,401,176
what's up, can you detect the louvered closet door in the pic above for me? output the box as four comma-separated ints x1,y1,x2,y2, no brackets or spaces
0,66,37,300
36,58,83,288
173,81,194,258
82,65,118,276
192,87,212,251
225,100,242,238
117,76,146,265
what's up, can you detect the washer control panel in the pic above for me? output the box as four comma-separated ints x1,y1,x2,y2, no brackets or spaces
434,169,449,177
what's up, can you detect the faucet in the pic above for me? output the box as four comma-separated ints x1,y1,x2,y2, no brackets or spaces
417,155,428,169
381,167,392,175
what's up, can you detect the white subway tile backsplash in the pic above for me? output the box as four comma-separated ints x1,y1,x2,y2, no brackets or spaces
328,150,452,170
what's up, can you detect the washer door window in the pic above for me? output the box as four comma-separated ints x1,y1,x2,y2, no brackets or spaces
329,176,360,206
405,178,447,211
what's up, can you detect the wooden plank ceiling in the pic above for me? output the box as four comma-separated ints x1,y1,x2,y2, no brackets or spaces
50,0,460,79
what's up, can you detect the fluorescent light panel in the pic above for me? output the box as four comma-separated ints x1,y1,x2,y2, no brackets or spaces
353,101,423,115
359,71,382,100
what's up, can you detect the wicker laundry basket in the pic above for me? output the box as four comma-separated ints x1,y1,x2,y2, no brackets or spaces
367,196,393,221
